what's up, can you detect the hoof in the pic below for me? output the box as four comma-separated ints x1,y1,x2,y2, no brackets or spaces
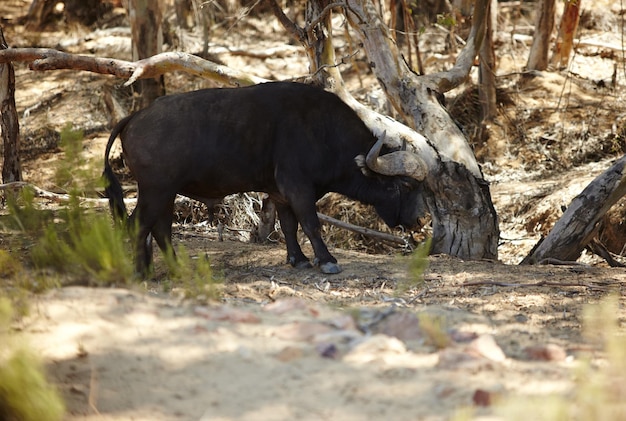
294,260,313,269
289,256,313,269
319,262,342,274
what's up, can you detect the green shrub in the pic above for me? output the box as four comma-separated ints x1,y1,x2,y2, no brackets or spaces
164,245,223,302
31,211,134,285
1,123,134,285
4,187,53,233
395,238,431,296
0,250,23,278
0,298,65,421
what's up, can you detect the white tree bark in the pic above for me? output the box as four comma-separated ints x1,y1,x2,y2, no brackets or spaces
527,0,556,70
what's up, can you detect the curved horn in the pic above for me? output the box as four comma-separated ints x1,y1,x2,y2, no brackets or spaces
366,133,428,181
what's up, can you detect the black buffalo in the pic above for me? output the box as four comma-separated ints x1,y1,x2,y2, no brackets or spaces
103,82,427,275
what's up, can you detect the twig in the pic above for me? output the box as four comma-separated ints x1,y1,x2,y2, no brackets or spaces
88,362,100,415
587,238,626,268
462,279,615,289
316,212,409,246
535,257,590,266
0,181,137,205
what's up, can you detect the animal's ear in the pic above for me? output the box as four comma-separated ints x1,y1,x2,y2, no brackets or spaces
354,154,372,176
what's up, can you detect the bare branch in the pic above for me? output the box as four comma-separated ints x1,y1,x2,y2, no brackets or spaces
266,0,305,43
0,48,267,87
317,212,410,246
0,181,108,204
422,0,489,91
305,2,347,33
462,279,616,290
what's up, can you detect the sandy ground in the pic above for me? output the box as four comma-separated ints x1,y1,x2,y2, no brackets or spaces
18,242,626,420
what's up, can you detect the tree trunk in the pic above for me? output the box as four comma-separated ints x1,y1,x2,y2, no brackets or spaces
0,28,22,184
128,0,165,108
550,0,582,69
526,0,556,70
175,0,193,29
522,155,626,264
478,0,497,123
24,0,57,31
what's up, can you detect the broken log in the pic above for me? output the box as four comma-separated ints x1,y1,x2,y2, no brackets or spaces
522,155,626,264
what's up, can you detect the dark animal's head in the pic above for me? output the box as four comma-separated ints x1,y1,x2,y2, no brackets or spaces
355,134,428,229
373,177,426,229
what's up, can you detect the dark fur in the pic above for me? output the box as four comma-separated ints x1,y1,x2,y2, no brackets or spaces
103,82,425,275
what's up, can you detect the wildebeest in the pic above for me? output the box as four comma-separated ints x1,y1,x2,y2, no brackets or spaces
103,82,427,275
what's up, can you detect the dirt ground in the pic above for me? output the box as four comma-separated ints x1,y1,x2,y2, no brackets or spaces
2,0,626,420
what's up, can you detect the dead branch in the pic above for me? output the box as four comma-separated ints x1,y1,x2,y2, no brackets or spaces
0,48,267,87
462,279,616,290
586,238,626,268
0,181,109,204
317,212,409,246
421,0,489,92
523,155,626,264
267,0,305,43
0,181,140,207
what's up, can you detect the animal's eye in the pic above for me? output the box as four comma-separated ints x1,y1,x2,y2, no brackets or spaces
401,180,413,189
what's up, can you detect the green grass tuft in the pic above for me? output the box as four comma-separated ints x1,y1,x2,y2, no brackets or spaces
164,245,223,302
0,298,65,421
395,238,431,296
31,211,134,285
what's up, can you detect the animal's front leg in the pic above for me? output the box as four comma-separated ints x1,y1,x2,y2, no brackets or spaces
276,203,312,269
288,201,341,274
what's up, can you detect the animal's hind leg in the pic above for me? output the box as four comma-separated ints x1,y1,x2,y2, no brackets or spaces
151,202,175,261
129,206,153,276
132,191,176,276
275,203,311,269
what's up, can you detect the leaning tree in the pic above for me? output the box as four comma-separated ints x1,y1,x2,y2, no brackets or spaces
271,0,500,260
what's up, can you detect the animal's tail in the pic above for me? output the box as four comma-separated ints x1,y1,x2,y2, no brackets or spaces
102,115,133,223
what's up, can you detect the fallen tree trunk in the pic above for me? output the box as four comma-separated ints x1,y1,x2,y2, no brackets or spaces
0,49,266,87
522,155,626,264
